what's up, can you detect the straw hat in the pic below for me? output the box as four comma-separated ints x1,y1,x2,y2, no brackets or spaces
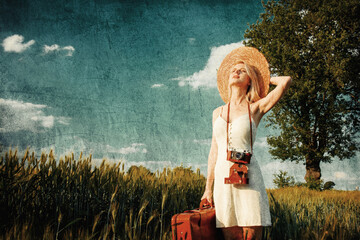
217,46,270,103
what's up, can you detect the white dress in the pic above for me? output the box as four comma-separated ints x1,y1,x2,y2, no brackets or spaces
213,112,272,228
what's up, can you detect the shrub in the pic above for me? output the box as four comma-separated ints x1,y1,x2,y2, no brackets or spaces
273,170,295,188
323,181,336,190
304,177,324,191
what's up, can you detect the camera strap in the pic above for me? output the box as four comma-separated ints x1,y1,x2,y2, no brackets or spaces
226,102,253,155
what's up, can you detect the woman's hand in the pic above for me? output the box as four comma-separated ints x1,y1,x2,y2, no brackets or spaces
201,188,213,205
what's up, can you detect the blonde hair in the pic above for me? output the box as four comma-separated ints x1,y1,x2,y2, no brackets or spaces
228,61,262,103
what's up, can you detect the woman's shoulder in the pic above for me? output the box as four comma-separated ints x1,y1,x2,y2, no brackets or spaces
212,105,226,116
212,105,226,122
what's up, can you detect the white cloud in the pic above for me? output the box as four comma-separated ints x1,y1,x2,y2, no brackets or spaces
1,35,75,57
0,98,71,132
193,139,211,145
62,46,75,56
44,44,60,53
57,116,71,125
151,83,165,88
334,171,347,179
31,115,55,128
172,42,244,89
43,44,75,56
2,34,35,53
1,99,47,110
106,143,148,155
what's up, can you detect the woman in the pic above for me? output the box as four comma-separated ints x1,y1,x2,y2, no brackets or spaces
201,47,292,240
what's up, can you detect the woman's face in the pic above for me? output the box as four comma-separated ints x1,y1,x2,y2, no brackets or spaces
228,63,251,87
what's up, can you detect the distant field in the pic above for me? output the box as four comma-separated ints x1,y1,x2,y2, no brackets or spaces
1,149,359,239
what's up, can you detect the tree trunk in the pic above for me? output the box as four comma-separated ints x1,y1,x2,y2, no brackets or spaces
305,158,321,181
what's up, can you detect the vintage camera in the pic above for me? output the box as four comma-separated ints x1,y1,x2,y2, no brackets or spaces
226,150,252,164
225,150,251,185
224,164,249,185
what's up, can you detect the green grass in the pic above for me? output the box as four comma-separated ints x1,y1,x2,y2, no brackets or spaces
0,148,359,239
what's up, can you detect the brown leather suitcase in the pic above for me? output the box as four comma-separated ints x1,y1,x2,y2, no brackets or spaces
171,199,223,240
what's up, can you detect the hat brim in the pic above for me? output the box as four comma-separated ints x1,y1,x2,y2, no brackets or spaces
217,47,270,103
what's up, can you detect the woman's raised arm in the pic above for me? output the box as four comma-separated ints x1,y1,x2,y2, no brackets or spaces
257,76,292,115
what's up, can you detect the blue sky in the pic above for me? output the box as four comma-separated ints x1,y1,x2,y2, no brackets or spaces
0,0,359,189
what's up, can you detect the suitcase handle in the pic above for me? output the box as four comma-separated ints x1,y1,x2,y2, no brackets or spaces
183,199,214,213
199,198,214,210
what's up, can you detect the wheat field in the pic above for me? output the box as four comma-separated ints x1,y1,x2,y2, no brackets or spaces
0,148,359,239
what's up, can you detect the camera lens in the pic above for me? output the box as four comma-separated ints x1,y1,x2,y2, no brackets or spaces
235,152,243,159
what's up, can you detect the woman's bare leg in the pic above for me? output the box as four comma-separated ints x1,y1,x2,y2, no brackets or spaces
222,226,243,240
242,226,262,240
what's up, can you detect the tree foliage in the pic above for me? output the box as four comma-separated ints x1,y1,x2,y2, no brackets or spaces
244,0,360,180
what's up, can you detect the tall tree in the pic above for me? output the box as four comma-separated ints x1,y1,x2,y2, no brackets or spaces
244,0,360,181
